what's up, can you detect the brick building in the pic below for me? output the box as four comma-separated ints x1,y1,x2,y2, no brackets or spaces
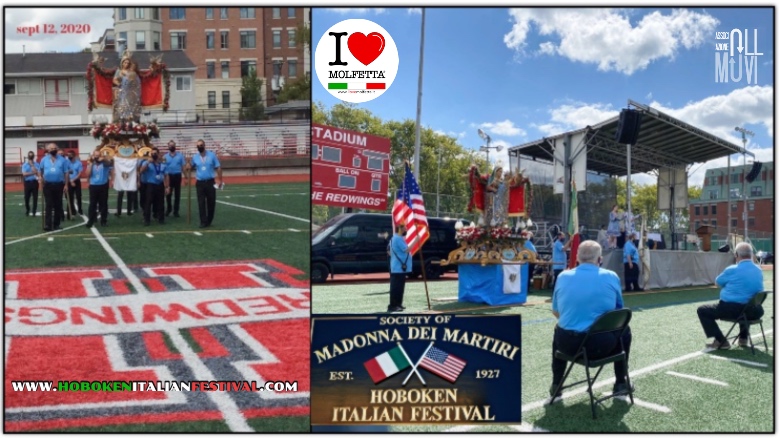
262,7,309,106
689,161,774,243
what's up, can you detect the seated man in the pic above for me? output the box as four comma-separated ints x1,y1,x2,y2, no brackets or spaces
697,242,764,349
551,240,632,397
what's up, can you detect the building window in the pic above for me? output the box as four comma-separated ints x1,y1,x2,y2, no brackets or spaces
4,82,15,94
220,7,228,19
222,91,230,109
153,31,160,50
731,174,739,184
240,7,255,18
731,202,737,211
240,31,256,49
208,91,216,109
730,188,740,199
152,8,159,20
694,206,700,216
206,31,215,49
709,190,718,199
703,205,708,215
205,8,213,19
749,201,755,211
220,31,229,49
748,217,755,227
288,7,296,18
711,219,717,228
702,219,709,226
44,78,70,107
694,221,700,230
169,7,185,20
750,186,762,197
221,61,229,78
206,62,215,79
118,31,127,45
288,29,296,47
135,31,145,50
731,219,737,227
134,8,144,19
272,30,281,48
711,205,716,215
175,76,191,91
170,32,186,49
273,60,283,77
240,60,257,77
118,8,126,20
288,59,297,77
6,79,41,95
272,8,280,18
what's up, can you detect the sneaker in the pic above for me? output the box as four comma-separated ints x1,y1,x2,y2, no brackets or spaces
738,338,750,347
706,339,730,350
85,221,93,228
612,381,635,395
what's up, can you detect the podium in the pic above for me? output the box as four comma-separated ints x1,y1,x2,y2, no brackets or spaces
458,264,528,306
696,225,715,252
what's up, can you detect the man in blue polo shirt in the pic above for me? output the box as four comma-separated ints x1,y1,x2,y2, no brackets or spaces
164,140,185,218
622,232,642,292
22,151,41,217
551,240,632,397
40,143,70,231
84,150,112,228
139,146,170,226
66,151,84,216
697,242,765,349
524,232,538,289
186,139,223,228
552,232,568,287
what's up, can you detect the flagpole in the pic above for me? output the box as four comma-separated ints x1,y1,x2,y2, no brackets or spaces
419,248,431,310
412,8,426,181
401,341,433,386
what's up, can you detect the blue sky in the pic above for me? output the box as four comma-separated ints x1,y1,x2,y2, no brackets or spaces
313,7,774,186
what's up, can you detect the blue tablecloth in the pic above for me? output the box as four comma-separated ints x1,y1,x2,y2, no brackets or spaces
458,264,528,306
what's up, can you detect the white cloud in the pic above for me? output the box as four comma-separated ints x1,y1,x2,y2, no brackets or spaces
479,119,526,137
5,8,113,53
532,102,618,136
646,92,653,100
434,129,468,140
326,8,387,15
407,8,422,15
488,140,514,167
504,8,719,75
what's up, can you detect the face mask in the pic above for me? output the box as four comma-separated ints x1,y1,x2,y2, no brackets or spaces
49,150,58,156
28,155,34,160
151,153,159,160
197,145,205,152
169,147,175,152
68,156,75,160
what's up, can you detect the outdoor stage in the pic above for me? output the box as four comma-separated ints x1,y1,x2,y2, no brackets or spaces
602,249,733,290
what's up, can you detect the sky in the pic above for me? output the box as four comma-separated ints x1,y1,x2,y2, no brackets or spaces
5,8,114,53
312,7,774,187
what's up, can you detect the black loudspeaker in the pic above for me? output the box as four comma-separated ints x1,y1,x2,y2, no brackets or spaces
718,244,731,253
746,161,763,183
615,108,643,145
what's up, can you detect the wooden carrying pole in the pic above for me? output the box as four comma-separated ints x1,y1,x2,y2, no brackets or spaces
40,181,45,230
187,168,192,225
64,186,72,220
418,249,432,310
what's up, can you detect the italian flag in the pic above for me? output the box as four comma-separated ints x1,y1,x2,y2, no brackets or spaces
568,179,580,269
363,345,411,384
328,83,386,90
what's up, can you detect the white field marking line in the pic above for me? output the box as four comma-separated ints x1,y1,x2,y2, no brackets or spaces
708,355,768,367
194,231,203,236
666,371,728,386
241,230,251,234
145,233,154,238
443,425,479,432
84,237,118,240
607,394,671,413
511,422,550,432
86,226,252,432
523,329,773,413
5,216,88,245
288,228,300,232
47,237,53,242
216,200,309,223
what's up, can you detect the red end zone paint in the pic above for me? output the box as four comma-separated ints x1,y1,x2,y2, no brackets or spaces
5,260,310,432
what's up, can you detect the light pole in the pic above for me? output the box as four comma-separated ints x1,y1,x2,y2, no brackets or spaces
477,129,502,172
734,126,754,245
436,145,442,217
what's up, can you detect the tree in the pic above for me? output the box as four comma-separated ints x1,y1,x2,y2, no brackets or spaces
276,73,310,104
295,23,310,49
239,69,264,121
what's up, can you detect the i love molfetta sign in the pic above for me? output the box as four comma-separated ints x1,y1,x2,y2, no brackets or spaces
310,315,521,425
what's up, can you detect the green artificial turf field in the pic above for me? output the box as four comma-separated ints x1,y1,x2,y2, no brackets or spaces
5,182,310,433
312,271,774,432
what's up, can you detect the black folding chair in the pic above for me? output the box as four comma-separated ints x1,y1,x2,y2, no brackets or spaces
549,308,634,419
722,291,770,355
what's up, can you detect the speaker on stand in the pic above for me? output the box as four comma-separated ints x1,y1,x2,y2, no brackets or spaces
615,108,643,145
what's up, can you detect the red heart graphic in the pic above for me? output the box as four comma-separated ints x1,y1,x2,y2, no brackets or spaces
347,32,385,66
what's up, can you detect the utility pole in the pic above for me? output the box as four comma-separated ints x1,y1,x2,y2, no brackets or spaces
735,126,754,245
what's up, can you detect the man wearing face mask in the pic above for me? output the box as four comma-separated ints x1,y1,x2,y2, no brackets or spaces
67,151,84,216
139,147,170,226
164,141,184,218
84,150,112,228
22,151,41,217
185,140,223,228
40,143,70,231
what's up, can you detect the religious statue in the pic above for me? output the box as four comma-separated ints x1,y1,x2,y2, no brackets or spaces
468,164,531,228
112,53,142,123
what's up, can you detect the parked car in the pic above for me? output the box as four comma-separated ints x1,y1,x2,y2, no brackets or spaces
311,213,462,283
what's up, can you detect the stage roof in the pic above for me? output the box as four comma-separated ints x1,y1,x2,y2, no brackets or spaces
508,100,753,177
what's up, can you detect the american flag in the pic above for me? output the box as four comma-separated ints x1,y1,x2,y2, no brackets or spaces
419,346,467,383
392,163,429,256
